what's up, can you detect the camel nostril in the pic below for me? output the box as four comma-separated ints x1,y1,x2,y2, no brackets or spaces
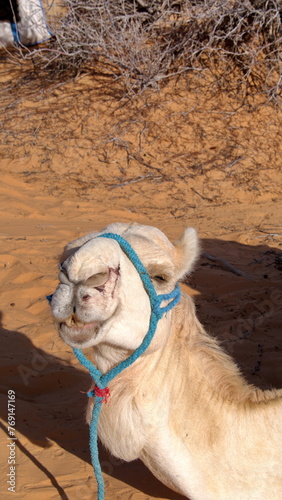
82,295,91,301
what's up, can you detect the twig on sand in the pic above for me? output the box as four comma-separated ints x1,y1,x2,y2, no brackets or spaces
202,252,252,280
191,188,214,203
252,344,263,375
110,174,162,188
128,151,165,176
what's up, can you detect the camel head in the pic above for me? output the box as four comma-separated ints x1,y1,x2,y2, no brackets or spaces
51,223,199,354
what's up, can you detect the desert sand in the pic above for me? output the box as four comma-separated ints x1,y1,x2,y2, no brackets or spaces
0,70,282,500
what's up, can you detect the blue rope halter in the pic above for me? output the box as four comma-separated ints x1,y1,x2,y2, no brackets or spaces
51,233,181,500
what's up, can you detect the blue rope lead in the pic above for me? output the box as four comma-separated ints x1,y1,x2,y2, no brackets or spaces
69,233,181,499
89,395,104,499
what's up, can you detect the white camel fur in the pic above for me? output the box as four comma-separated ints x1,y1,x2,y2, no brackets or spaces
51,222,282,500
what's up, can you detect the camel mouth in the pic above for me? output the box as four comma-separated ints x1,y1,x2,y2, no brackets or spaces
59,319,101,347
61,315,100,329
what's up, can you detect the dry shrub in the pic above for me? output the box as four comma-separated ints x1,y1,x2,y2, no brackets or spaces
4,0,280,100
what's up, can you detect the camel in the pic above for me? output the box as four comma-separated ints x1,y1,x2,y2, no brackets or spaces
51,222,282,500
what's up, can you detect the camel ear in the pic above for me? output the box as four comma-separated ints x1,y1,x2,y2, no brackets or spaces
173,227,200,280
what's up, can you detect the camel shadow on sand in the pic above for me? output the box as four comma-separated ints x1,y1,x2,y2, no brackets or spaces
0,315,185,500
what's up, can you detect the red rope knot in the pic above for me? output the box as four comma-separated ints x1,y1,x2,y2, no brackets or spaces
94,385,110,403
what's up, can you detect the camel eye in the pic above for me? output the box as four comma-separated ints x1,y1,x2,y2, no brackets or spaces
148,263,172,285
153,275,167,283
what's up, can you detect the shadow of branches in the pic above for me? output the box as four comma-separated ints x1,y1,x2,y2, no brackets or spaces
0,68,281,212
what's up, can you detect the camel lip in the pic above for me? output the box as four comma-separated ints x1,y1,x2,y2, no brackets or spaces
59,319,100,331
58,320,101,347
